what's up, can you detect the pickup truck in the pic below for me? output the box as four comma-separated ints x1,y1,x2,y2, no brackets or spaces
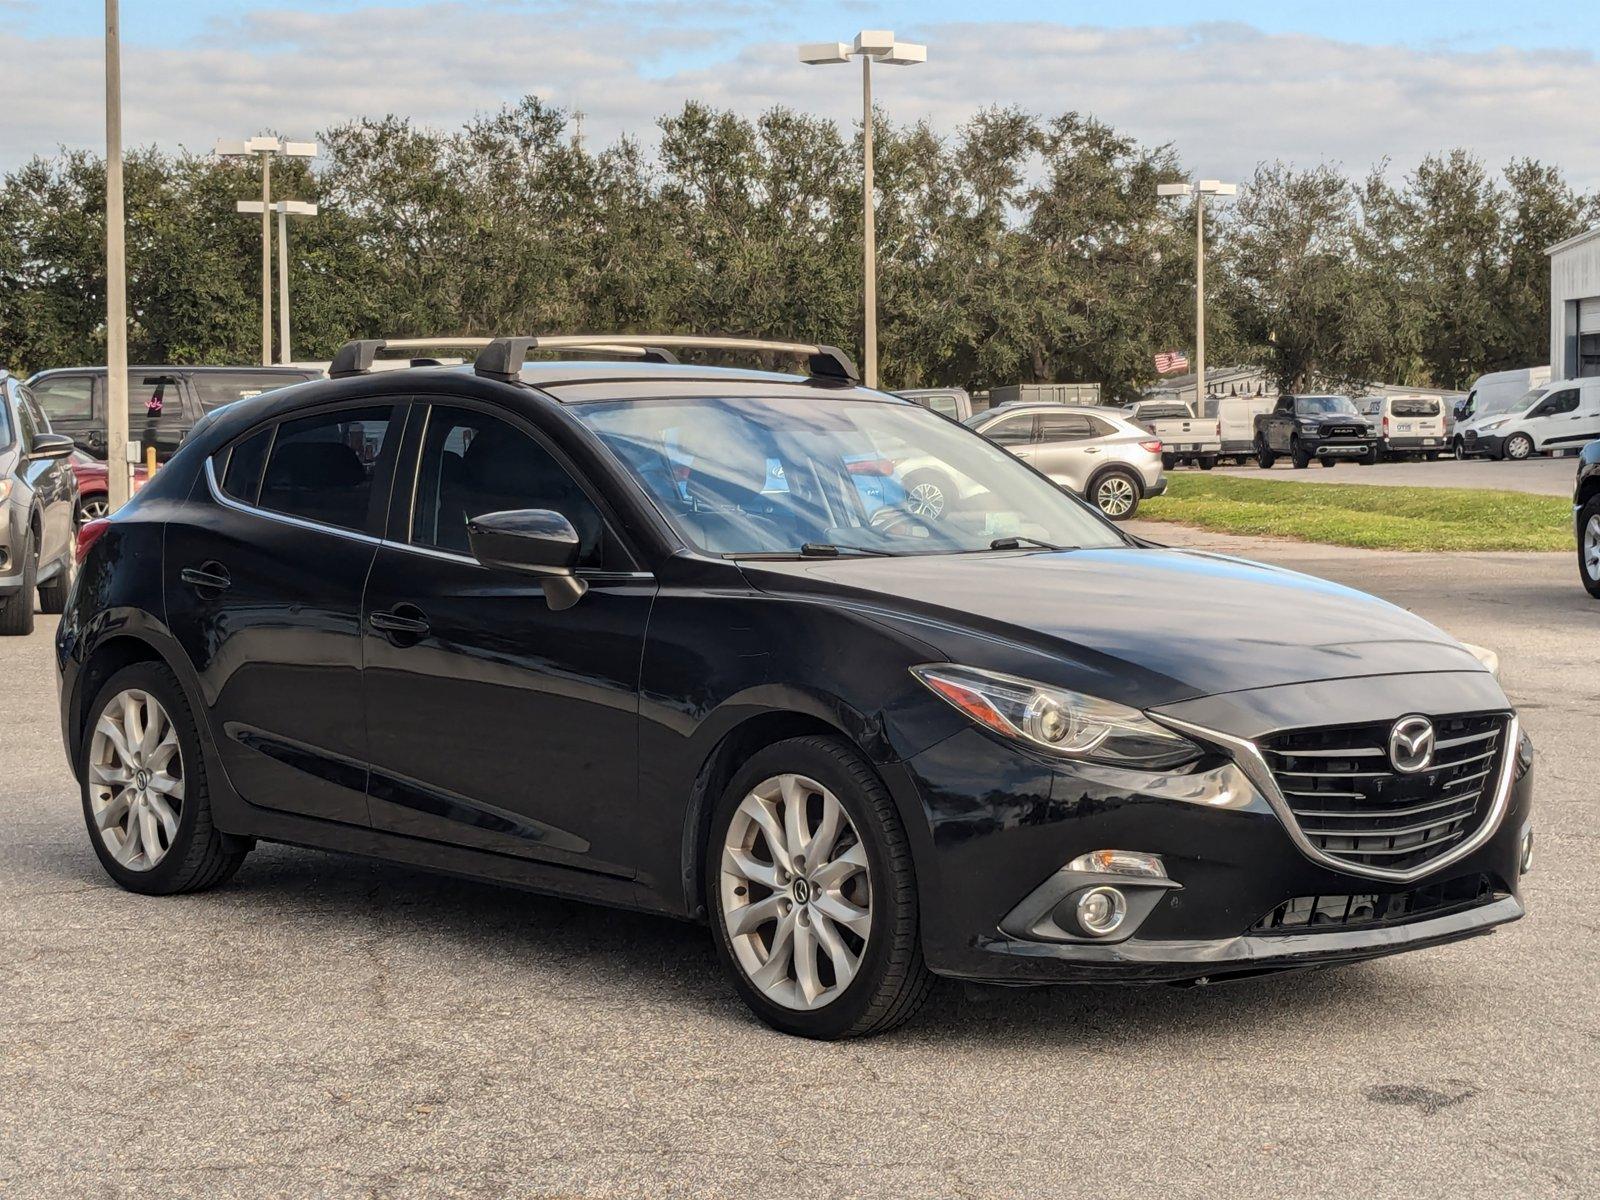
1254,394,1377,468
1126,400,1220,469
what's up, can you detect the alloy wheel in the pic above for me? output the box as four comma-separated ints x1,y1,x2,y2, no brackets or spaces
88,689,184,871
906,482,946,519
1096,475,1136,518
1585,514,1600,583
80,497,110,521
719,773,872,1011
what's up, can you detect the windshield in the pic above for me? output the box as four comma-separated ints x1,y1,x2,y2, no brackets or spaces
575,395,1126,557
1295,396,1357,416
1482,387,1545,419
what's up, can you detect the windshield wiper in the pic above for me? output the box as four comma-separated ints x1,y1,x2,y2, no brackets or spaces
988,535,1068,552
799,542,895,558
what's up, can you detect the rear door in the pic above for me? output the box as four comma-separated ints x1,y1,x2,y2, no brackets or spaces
165,402,403,826
358,399,655,878
978,412,1038,461
1551,381,1600,451
1030,411,1098,490
1525,387,1580,451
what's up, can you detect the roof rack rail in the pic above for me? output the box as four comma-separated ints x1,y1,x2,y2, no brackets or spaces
471,335,860,386
327,336,680,378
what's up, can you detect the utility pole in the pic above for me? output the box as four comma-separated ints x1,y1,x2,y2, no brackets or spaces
104,0,130,510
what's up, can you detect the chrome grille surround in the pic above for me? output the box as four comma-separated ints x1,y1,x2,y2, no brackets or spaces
1154,710,1519,884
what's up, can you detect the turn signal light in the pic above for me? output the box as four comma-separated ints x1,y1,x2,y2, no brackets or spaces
76,517,111,564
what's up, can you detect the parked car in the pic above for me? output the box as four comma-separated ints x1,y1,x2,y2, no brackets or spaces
1,371,78,635
1457,377,1600,461
1577,439,1600,599
1454,366,1551,457
1254,394,1377,468
68,450,149,522
962,404,1165,519
1201,393,1276,460
894,387,972,422
1126,400,1221,469
60,333,1534,1040
26,365,321,462
1357,395,1447,461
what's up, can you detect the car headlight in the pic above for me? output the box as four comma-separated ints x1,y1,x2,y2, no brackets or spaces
0,479,11,503
1480,417,1509,432
911,664,1201,769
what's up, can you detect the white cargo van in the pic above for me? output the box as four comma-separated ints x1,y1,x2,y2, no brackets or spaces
1202,393,1277,458
1454,366,1551,457
1357,395,1448,460
1459,377,1600,460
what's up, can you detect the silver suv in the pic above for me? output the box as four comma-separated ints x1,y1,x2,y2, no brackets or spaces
960,405,1166,519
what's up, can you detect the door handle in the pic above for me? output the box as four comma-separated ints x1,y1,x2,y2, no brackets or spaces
180,563,231,592
1083,447,1101,454
369,606,430,639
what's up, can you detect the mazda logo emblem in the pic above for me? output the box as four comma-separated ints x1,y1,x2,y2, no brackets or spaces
1389,716,1436,774
791,878,811,905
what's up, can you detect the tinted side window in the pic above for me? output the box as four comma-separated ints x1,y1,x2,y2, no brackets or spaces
129,374,183,427
983,415,1034,445
927,395,959,419
32,376,93,422
259,406,393,534
192,372,313,410
1036,413,1095,442
1546,390,1580,415
1391,398,1440,418
411,406,607,568
220,427,274,504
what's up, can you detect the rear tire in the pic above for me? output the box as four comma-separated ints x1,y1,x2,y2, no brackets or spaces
707,736,934,1040
1090,468,1142,520
1425,451,1440,462
1198,457,1216,471
1160,453,1176,471
0,529,36,636
1320,456,1338,468
1579,498,1600,600
80,661,249,895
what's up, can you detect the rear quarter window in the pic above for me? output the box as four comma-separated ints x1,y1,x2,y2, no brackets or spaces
1391,399,1440,418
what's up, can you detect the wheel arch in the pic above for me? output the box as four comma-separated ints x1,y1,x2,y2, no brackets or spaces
1085,461,1143,498
67,624,210,785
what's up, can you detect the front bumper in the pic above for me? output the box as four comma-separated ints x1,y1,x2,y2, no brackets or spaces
1381,435,1444,453
894,670,1531,985
1464,431,1505,457
1310,439,1374,458
0,504,22,595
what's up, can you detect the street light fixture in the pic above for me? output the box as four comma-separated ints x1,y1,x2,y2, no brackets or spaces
800,30,927,389
1157,179,1238,415
215,136,318,365
235,200,318,364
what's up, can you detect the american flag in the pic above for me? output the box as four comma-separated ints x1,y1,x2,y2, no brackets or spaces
1154,351,1190,375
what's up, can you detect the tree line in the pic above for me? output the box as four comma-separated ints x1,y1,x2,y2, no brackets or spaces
1,98,1594,399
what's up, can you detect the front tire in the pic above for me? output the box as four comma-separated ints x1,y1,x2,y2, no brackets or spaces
708,736,933,1040
1291,437,1311,469
1090,468,1141,520
1502,433,1534,461
38,553,73,615
0,529,36,636
1255,437,1276,469
1579,498,1600,600
80,661,249,895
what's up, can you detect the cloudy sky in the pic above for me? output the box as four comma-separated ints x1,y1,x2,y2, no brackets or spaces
6,0,1599,185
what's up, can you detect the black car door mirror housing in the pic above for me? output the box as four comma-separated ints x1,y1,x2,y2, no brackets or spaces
466,508,588,610
29,432,76,460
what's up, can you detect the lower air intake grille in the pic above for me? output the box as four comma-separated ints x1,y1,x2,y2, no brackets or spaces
1260,712,1509,874
1252,874,1499,934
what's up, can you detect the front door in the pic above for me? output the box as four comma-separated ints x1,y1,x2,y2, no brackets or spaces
360,402,655,879
165,402,402,826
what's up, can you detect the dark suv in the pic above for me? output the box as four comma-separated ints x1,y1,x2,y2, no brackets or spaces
1255,394,1378,468
1,371,77,635
57,335,1534,1039
26,365,321,462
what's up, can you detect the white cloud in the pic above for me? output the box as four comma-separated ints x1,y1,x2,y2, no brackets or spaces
4,7,1598,188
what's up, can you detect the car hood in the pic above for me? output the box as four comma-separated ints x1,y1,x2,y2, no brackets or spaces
740,546,1483,704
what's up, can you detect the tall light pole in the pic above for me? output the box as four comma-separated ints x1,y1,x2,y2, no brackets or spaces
800,30,926,390
1157,179,1237,414
236,200,318,363
215,137,318,364
104,1,130,509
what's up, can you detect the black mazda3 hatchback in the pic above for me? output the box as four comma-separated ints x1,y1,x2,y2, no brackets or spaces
56,335,1535,1039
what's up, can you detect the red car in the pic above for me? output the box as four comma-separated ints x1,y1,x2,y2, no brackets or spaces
68,450,148,522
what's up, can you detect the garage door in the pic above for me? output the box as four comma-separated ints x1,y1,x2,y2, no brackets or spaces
1580,297,1600,335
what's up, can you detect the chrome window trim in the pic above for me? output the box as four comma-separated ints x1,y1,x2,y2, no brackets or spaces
374,535,652,581
204,455,383,547
1153,710,1520,885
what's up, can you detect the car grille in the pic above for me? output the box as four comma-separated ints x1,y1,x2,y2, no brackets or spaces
1258,713,1509,874
1463,430,1480,445
1251,874,1499,934
1323,425,1363,437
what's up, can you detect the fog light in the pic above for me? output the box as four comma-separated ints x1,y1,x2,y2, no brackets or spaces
1075,886,1128,937
1520,828,1534,875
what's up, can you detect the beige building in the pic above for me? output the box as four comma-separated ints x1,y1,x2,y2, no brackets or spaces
1548,225,1600,379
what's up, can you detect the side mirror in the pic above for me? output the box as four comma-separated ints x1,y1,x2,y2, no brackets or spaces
466,508,588,610
29,432,76,460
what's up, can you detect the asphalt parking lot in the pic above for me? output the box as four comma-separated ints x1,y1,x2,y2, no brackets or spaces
3,535,1596,1198
1215,454,1574,496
